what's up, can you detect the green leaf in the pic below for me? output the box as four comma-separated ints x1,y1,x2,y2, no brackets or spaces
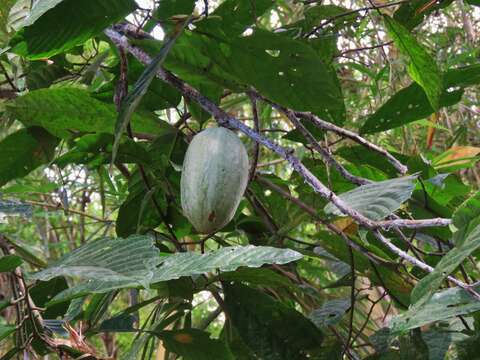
411,224,480,307
224,283,323,359
25,58,70,90
452,191,480,233
0,324,16,342
111,18,189,164
6,88,169,139
422,330,452,360
99,314,136,332
154,0,196,22
383,16,442,110
336,145,404,177
55,133,151,169
324,175,417,221
9,0,136,59
0,255,22,272
30,235,161,289
195,0,275,37
48,245,303,304
30,277,70,319
0,127,59,187
360,64,480,134
228,29,345,124
151,246,303,283
391,284,480,333
309,298,351,328
360,84,462,134
157,329,234,360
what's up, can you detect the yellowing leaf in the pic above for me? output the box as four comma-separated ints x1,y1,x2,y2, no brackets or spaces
332,218,358,235
173,332,194,344
434,146,480,168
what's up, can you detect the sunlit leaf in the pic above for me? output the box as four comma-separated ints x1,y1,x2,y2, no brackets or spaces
10,0,136,59
384,16,442,110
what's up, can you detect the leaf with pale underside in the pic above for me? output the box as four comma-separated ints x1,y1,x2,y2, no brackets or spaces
46,245,303,304
324,175,417,221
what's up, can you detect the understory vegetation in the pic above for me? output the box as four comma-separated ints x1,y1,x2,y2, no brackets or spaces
0,0,480,358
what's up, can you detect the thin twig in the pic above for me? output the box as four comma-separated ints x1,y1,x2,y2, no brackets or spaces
372,230,480,299
304,1,406,37
343,245,356,357
294,111,408,175
272,104,370,186
24,200,111,223
340,41,393,55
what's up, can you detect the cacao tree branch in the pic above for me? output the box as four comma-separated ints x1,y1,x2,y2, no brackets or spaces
266,101,371,186
372,230,480,299
104,27,381,229
104,29,471,289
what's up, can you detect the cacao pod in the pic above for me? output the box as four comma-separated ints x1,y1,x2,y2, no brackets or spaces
181,127,249,234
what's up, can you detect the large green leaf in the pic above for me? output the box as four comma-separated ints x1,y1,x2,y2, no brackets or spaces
391,284,480,333
150,245,303,283
30,235,161,289
10,0,136,59
324,175,417,221
47,245,302,304
141,26,345,124
410,224,480,307
360,64,480,134
227,29,345,124
449,333,480,360
383,16,442,110
224,283,323,359
0,127,59,187
158,329,234,360
360,84,462,134
6,88,168,139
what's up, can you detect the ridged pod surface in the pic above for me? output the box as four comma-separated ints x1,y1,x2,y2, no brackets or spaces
181,127,249,234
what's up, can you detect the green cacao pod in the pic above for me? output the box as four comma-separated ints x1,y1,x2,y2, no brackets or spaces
181,127,249,234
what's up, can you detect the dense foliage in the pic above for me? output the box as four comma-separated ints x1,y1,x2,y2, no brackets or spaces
0,0,479,358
